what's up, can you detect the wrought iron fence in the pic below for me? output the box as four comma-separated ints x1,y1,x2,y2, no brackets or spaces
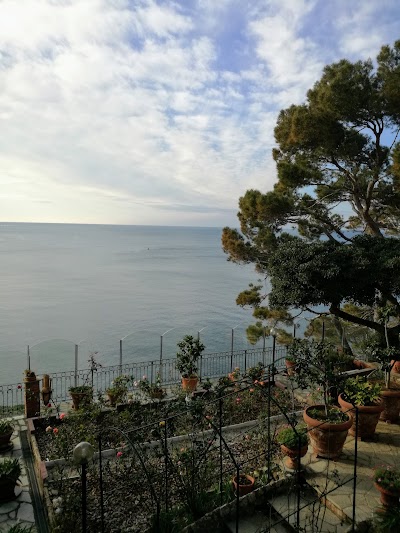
0,346,287,415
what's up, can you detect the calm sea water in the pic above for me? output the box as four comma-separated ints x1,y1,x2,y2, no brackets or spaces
0,223,266,383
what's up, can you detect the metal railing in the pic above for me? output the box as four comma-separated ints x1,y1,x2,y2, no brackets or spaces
0,346,287,415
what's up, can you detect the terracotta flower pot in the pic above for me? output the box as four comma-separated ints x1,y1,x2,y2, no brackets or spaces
391,360,400,374
285,359,296,376
70,391,92,410
181,376,198,391
280,444,308,469
338,394,383,440
232,474,255,496
303,405,352,459
380,388,400,423
374,482,400,507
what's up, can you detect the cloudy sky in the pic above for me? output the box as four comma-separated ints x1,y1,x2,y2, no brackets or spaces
0,0,399,227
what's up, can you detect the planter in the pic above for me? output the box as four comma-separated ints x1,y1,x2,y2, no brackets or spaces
232,474,255,496
181,376,198,392
338,394,383,440
0,430,13,449
380,388,400,423
391,360,400,374
374,482,400,507
280,444,308,469
303,405,352,459
70,391,92,410
149,389,165,400
285,359,296,376
0,478,17,502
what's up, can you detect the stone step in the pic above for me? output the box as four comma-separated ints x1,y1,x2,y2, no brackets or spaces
267,487,350,533
225,509,291,533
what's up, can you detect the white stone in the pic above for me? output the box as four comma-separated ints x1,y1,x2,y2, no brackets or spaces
17,502,35,522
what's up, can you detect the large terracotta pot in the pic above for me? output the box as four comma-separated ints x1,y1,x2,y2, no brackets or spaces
285,359,296,376
70,391,92,410
181,376,198,391
232,474,255,496
280,444,308,469
338,394,383,440
303,405,352,459
380,388,400,423
391,360,400,374
374,482,400,507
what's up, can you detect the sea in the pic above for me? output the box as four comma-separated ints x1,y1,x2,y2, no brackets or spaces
0,223,268,384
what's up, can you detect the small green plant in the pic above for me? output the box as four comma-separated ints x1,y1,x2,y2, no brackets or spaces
277,425,308,449
374,504,400,532
374,465,400,492
176,335,205,378
68,385,93,394
0,419,13,434
106,375,133,403
343,377,382,406
137,373,166,399
202,377,213,391
0,458,21,483
246,362,265,382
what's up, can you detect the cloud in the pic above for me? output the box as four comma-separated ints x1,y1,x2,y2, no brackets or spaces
0,0,399,226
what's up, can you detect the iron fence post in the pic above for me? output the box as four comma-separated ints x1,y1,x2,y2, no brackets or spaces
231,329,234,371
119,339,123,376
74,344,78,387
272,335,276,386
244,349,247,371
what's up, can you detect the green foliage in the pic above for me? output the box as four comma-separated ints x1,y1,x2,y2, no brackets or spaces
374,504,400,532
277,425,308,449
343,377,382,406
1,525,35,533
245,362,265,382
374,465,400,492
222,39,400,346
68,385,93,394
137,373,166,399
288,339,343,410
0,419,13,434
0,458,21,482
176,335,205,377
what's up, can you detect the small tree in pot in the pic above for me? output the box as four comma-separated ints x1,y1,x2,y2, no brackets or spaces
176,335,205,391
290,339,352,459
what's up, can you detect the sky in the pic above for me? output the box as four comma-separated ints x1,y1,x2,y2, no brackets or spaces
0,0,399,227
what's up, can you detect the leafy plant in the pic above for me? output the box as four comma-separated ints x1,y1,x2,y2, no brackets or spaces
106,374,133,403
374,465,400,492
0,458,21,483
202,377,213,391
1,525,35,533
246,362,265,382
137,373,165,399
343,377,382,406
68,385,93,394
277,425,308,449
288,339,343,415
176,335,205,378
0,419,13,434
374,504,400,532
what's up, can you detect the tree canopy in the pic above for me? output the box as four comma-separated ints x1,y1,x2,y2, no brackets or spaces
222,40,400,348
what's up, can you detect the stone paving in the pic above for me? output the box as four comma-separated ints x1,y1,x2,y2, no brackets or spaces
0,416,37,532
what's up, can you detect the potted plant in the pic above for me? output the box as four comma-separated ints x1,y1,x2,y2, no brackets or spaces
0,458,21,502
176,335,205,391
285,353,297,376
68,385,93,410
137,373,166,400
338,377,383,440
373,465,400,507
0,419,14,449
106,375,133,406
292,340,352,459
277,425,308,470
368,343,400,423
246,362,265,382
232,473,255,496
